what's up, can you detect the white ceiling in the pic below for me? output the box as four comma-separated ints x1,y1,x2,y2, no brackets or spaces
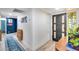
0,8,31,17
0,8,66,16
40,8,66,15
0,8,31,13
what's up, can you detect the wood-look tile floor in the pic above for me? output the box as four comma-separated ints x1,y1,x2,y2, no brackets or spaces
37,40,55,51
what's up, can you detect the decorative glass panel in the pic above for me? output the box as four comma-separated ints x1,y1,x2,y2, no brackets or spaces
54,16,56,23
62,33,64,37
54,32,56,38
62,15,65,23
54,24,56,31
62,24,64,32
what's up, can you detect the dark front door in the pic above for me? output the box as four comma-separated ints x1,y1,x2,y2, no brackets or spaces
52,13,66,41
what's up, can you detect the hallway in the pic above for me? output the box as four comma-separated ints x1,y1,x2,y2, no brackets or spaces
0,8,78,51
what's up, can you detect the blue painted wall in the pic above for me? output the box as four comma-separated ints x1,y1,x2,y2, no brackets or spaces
7,18,17,34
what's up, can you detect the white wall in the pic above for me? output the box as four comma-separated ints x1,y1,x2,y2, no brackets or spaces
32,9,52,50
21,9,33,50
20,9,52,50
0,8,52,50
17,16,23,29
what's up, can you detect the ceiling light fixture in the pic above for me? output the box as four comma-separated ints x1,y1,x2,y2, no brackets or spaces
9,13,12,16
55,8,60,10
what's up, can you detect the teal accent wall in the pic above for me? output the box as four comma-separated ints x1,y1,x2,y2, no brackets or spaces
1,20,5,33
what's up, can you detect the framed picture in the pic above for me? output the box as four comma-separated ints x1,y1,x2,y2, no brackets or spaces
21,16,27,23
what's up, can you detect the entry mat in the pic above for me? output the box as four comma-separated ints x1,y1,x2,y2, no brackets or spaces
5,35,25,51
